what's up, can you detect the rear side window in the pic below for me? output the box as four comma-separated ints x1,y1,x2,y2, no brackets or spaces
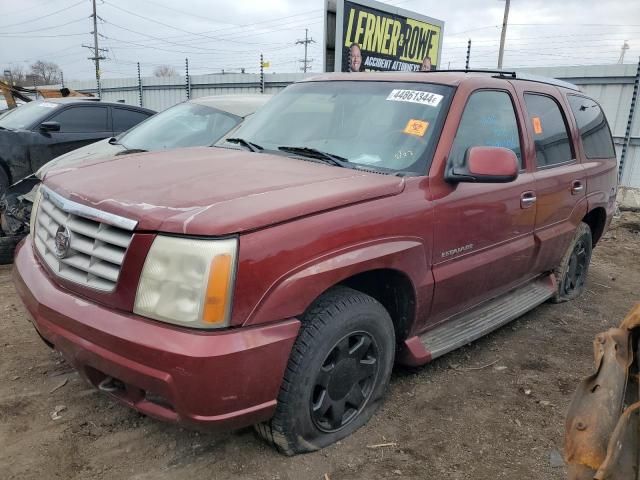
567,95,616,158
450,90,522,168
523,93,573,168
49,106,108,133
113,108,151,133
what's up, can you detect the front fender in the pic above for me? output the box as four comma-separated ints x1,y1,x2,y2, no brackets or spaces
243,237,430,327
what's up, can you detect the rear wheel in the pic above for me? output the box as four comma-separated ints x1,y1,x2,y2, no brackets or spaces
552,222,593,303
256,286,395,455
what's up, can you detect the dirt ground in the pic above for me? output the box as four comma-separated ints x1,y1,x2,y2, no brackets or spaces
1,212,639,480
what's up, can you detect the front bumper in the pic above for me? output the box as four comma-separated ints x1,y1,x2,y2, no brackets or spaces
13,239,300,430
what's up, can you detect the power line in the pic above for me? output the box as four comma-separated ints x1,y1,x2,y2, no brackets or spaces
1,16,88,34
102,0,297,46
0,32,89,38
0,0,86,29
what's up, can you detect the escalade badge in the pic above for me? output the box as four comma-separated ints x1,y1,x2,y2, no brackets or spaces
54,225,71,259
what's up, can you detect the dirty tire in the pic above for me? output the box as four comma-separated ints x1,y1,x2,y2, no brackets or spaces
552,222,593,303
0,234,24,265
255,286,395,455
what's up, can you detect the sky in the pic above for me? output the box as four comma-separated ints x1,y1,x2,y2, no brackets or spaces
1,0,639,81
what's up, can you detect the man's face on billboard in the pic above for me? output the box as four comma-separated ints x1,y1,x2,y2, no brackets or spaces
350,45,362,72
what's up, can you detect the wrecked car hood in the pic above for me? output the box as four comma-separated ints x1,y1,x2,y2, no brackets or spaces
44,147,405,235
36,138,125,179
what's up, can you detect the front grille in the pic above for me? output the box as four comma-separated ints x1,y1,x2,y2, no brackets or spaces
33,187,137,292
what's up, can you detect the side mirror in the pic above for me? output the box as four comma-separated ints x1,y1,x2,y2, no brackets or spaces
39,121,61,132
446,146,519,183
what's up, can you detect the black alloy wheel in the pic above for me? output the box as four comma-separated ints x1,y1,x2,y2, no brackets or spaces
310,331,380,432
562,238,588,296
552,222,593,303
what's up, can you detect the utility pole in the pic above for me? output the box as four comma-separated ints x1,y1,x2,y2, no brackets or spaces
296,28,315,73
82,0,107,98
618,40,630,64
60,71,64,88
465,39,472,70
497,0,511,69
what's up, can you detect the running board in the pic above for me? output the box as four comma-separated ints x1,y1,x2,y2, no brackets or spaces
419,275,556,361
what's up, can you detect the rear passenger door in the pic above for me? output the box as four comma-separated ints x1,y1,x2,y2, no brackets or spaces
516,85,587,273
430,88,538,324
112,107,152,135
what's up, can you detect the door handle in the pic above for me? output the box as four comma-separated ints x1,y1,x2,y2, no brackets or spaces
520,191,537,209
571,180,584,195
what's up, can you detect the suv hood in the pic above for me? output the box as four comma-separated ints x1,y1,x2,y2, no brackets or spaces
44,147,405,235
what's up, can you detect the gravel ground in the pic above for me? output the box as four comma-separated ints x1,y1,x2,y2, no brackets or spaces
1,211,639,480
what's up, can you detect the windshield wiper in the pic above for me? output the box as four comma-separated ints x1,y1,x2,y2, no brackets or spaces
277,146,351,168
115,148,147,156
108,137,120,145
225,137,263,153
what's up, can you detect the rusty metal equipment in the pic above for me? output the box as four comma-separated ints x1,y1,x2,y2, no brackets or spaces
0,80,92,109
565,303,640,479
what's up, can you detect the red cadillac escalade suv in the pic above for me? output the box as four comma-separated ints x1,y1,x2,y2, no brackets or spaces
13,71,618,455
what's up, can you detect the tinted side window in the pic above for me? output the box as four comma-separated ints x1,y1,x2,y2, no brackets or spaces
568,95,616,158
523,94,573,168
50,106,108,133
113,108,151,133
450,90,522,168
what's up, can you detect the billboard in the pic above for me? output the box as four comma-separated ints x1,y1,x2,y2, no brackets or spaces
324,0,444,73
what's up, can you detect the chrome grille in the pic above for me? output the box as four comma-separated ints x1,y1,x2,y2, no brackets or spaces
33,187,137,292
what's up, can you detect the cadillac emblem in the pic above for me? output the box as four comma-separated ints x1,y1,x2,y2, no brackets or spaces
54,225,71,259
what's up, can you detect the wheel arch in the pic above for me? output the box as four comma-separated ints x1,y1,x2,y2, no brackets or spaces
339,269,416,343
243,238,428,337
582,207,607,246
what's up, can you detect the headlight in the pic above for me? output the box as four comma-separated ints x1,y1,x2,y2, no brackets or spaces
29,185,43,236
134,236,237,329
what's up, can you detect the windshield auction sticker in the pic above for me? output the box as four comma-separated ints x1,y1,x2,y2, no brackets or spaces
386,89,443,107
403,119,429,136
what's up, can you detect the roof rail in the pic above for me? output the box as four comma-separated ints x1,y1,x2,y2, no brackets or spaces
426,69,517,77
512,72,580,91
419,69,580,91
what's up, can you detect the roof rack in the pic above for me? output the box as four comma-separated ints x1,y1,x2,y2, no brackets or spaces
429,68,516,78
421,69,580,91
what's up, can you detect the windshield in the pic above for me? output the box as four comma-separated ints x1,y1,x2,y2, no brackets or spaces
218,81,453,173
118,102,240,151
0,101,60,130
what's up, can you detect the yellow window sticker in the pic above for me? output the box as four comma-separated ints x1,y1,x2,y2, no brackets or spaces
532,116,543,135
404,119,429,137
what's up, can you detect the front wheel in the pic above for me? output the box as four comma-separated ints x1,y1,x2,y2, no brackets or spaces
256,286,395,455
552,222,593,303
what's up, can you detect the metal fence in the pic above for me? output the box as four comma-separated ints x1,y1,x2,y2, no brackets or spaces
63,72,308,112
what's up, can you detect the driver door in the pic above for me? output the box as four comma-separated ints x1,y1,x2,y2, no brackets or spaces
428,88,538,326
29,105,111,172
